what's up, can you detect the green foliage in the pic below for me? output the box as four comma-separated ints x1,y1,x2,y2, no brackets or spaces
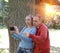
0,0,8,24
46,15,60,29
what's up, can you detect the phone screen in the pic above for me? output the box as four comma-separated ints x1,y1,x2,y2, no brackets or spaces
9,27,15,31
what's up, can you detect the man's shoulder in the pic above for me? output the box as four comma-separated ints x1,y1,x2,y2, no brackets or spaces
42,23,48,28
39,23,48,31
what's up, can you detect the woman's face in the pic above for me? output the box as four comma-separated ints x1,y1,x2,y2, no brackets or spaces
25,16,32,26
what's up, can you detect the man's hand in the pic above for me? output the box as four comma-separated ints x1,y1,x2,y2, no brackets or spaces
23,32,29,37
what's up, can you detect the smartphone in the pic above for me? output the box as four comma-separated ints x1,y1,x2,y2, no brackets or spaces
9,27,15,31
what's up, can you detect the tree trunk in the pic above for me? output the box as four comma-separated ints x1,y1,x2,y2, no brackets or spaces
5,0,35,53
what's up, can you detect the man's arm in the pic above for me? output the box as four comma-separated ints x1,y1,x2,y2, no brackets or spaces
29,26,48,44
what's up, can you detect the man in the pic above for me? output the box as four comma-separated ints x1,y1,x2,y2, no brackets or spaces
24,15,50,53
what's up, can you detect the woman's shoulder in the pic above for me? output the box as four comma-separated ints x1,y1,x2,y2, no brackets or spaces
22,26,27,29
31,26,36,30
30,26,37,34
32,26,36,29
21,26,26,31
22,26,36,31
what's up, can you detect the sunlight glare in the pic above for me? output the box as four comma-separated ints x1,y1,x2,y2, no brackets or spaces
45,4,54,15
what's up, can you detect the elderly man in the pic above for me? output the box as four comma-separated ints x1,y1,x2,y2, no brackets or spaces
24,15,50,53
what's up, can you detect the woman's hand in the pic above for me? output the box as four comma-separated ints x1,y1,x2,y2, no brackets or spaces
10,31,15,34
23,32,29,37
13,26,19,34
10,26,19,35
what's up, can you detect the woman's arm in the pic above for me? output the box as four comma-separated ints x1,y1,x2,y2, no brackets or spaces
12,27,36,42
11,27,26,40
12,33,20,40
20,27,36,42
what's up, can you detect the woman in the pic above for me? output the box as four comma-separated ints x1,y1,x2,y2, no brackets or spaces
10,15,36,53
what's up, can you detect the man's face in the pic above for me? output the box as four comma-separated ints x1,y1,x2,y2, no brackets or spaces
33,16,40,27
